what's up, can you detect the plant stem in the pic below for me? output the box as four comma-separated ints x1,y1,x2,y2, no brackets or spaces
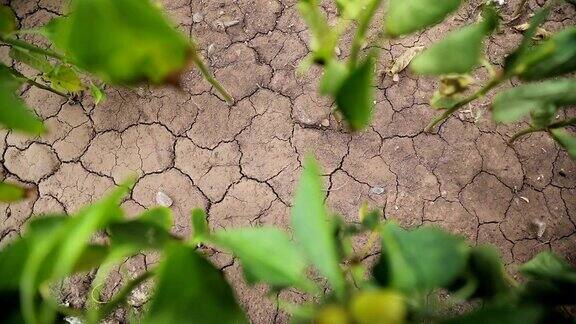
508,126,541,143
189,44,234,105
95,270,154,323
7,66,68,98
425,72,504,133
508,117,576,144
0,35,65,61
348,0,383,68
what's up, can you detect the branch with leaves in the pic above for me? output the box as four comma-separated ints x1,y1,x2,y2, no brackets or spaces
1,156,576,323
299,0,576,160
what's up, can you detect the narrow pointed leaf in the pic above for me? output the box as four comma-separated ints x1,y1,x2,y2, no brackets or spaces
291,156,345,299
335,56,374,130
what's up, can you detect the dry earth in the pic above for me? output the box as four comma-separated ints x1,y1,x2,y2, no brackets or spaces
1,0,576,322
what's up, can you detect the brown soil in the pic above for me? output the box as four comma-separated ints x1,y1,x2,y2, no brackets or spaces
1,0,575,322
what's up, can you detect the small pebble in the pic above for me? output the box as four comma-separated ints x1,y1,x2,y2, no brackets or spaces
192,12,204,23
320,118,330,127
371,186,385,195
156,191,173,207
533,219,546,239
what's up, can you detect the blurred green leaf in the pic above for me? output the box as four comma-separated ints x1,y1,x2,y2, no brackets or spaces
138,206,172,231
521,252,576,282
0,64,45,135
191,208,209,242
514,27,576,80
550,128,576,160
212,227,314,290
519,252,576,304
0,181,27,202
298,0,338,65
466,246,511,300
335,56,374,131
9,47,52,73
143,244,247,324
109,218,173,250
21,182,131,323
45,65,83,93
320,60,348,95
385,0,462,37
373,223,469,293
90,84,106,105
291,156,345,299
504,6,550,74
46,0,192,85
492,79,576,123
0,5,17,36
0,238,28,291
530,103,556,128
411,7,499,75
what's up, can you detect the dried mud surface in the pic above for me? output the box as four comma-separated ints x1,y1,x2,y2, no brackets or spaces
1,0,575,322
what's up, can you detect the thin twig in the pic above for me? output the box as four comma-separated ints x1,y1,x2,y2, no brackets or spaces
0,36,65,61
190,42,234,105
7,66,68,98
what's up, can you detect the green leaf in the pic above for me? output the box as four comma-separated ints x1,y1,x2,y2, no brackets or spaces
0,238,29,291
466,246,511,300
550,128,576,160
514,27,576,80
108,206,172,249
519,251,576,305
298,0,338,65
335,56,374,131
90,84,106,105
521,252,576,282
143,244,247,324
45,65,84,93
21,182,131,323
0,5,17,36
0,181,27,202
138,207,172,231
385,0,462,37
492,79,576,123
373,223,469,293
191,208,209,242
504,6,551,74
0,64,45,135
9,47,52,74
212,227,314,290
411,7,499,75
320,60,348,96
291,156,345,299
46,0,192,85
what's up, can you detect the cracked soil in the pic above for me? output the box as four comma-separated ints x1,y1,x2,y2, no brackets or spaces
1,0,575,322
